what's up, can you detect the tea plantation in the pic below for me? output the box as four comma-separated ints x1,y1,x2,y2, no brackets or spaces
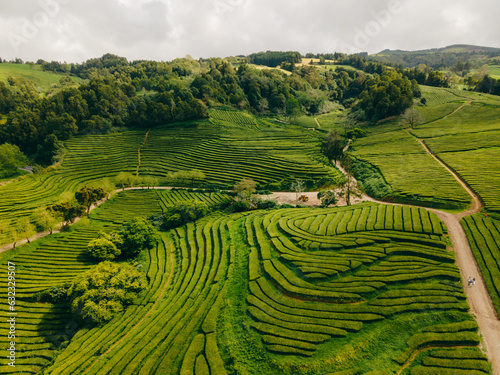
0,191,491,374
0,112,339,246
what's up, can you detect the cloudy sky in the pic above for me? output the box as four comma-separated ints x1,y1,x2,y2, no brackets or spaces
1,0,499,63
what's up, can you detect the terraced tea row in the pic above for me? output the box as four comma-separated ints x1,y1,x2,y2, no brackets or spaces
462,214,500,316
209,108,259,129
47,211,237,374
0,118,339,246
0,190,229,374
0,131,144,245
229,204,487,373
139,122,338,186
412,99,500,212
351,128,471,209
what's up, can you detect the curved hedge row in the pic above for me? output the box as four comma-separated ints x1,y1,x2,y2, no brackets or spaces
241,204,488,373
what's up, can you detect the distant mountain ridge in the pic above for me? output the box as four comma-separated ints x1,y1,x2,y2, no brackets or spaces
377,44,500,54
371,44,500,69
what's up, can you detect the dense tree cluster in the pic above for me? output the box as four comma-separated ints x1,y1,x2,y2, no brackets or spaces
0,143,28,178
354,71,414,122
248,51,302,68
401,67,450,88
369,45,500,69
86,217,159,261
67,261,147,324
476,75,500,96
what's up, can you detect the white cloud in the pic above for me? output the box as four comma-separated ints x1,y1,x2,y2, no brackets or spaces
0,0,498,62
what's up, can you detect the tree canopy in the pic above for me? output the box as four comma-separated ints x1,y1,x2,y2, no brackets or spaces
0,143,28,177
119,217,159,258
75,186,107,214
322,131,345,164
354,70,413,122
67,261,147,324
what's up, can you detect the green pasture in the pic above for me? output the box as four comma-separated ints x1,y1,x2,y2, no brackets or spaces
0,63,80,93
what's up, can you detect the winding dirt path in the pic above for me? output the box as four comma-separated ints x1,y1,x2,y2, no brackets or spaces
314,117,322,128
422,100,473,125
414,136,500,374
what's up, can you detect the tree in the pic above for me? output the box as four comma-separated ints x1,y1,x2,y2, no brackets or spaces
354,70,414,122
48,202,85,225
400,107,424,130
35,134,64,165
19,218,36,243
0,143,28,177
339,114,355,137
141,176,159,189
67,261,147,325
119,217,159,258
75,186,107,214
317,190,338,208
290,179,305,202
89,178,115,197
190,170,206,186
87,237,121,261
322,131,344,164
285,97,302,120
233,178,257,200
115,172,135,190
163,201,210,229
31,208,61,234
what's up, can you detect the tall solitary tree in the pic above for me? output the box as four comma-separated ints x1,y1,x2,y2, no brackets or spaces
285,97,302,121
322,131,344,164
400,108,424,130
291,179,305,202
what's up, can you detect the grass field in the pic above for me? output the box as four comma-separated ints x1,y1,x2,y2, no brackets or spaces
0,191,489,374
487,64,500,79
0,63,80,93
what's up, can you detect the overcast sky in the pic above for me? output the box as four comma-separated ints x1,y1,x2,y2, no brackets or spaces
1,0,499,63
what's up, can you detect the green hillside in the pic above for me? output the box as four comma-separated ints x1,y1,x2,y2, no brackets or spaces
371,44,500,68
0,51,499,374
0,63,80,93
351,85,500,211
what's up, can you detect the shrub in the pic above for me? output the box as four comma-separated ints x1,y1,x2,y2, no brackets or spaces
87,237,121,261
163,201,210,229
120,217,159,258
257,199,279,210
230,200,250,212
